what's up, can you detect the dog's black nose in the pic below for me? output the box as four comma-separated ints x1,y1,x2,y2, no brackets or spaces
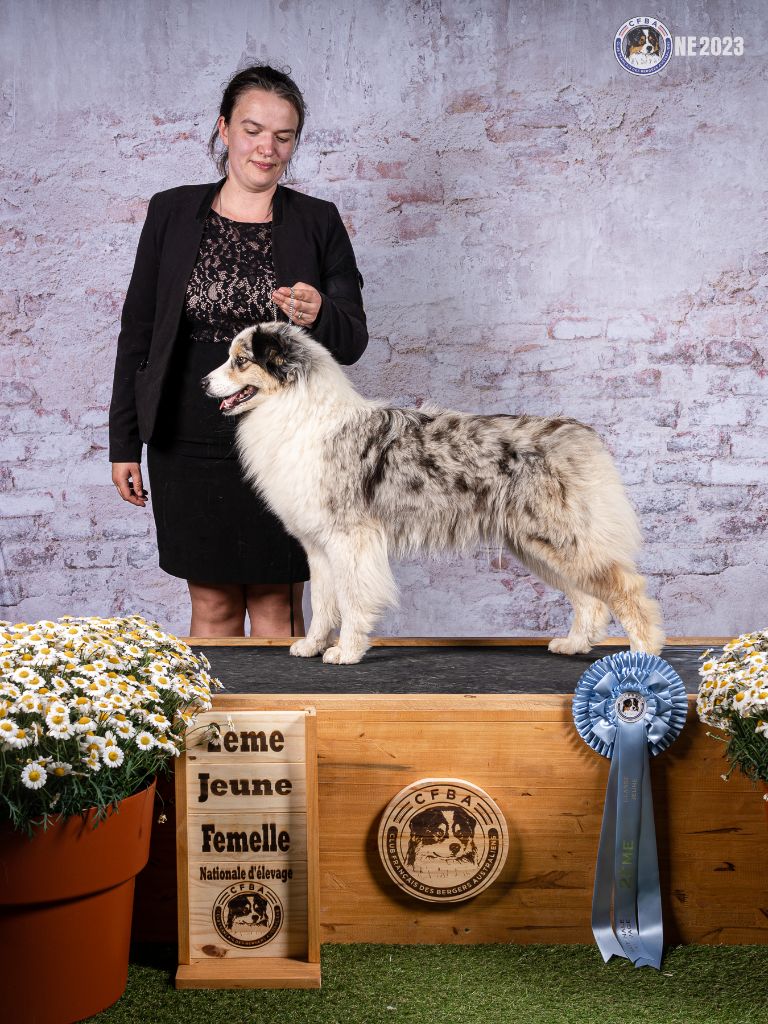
200,375,209,390
449,843,461,855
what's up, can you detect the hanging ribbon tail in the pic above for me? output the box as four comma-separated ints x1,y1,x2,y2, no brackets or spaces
591,745,625,962
574,652,687,971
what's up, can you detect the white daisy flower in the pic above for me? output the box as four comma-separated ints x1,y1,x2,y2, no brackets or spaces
50,761,73,777
21,762,47,789
16,692,43,714
155,734,180,756
11,667,44,688
46,721,76,740
135,730,156,750
102,745,125,768
74,715,96,733
4,726,34,749
48,675,70,695
120,643,143,660
0,718,18,740
83,679,107,698
31,646,59,667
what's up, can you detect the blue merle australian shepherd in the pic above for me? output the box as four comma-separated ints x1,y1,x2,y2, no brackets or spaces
204,323,664,664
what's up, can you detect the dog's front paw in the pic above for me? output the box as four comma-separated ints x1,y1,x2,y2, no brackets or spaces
290,638,326,658
548,636,592,656
322,645,365,665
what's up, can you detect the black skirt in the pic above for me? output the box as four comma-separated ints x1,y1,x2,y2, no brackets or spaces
146,338,309,585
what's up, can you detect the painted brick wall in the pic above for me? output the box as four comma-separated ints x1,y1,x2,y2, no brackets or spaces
1,1,766,638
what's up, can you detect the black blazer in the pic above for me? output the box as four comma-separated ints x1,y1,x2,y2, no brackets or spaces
109,180,368,462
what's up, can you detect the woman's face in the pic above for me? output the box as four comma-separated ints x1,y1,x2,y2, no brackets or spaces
218,88,299,193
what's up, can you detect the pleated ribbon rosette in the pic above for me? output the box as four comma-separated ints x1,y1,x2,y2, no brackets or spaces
573,652,687,969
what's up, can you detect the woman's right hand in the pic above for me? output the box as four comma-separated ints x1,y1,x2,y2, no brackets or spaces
112,462,148,507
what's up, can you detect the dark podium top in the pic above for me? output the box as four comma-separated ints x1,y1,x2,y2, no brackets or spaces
191,643,706,695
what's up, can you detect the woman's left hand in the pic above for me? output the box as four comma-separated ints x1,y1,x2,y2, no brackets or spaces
272,283,322,327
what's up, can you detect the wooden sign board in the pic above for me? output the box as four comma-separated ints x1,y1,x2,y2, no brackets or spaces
176,709,320,989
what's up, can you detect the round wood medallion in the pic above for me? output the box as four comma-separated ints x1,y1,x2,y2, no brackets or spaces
377,778,509,903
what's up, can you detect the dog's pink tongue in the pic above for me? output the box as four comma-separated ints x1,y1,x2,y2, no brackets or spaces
220,394,237,411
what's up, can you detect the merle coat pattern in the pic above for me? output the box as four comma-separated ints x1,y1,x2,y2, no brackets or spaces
204,323,664,665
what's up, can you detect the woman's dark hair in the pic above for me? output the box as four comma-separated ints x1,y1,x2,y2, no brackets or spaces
208,64,307,177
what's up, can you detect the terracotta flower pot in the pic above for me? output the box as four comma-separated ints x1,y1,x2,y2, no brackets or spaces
0,781,156,1024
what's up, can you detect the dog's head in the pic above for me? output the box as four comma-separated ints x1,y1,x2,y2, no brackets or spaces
625,26,660,58
405,805,478,867
203,321,312,416
225,892,270,930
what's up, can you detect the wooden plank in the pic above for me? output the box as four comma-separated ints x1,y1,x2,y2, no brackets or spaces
305,710,321,964
185,762,306,812
185,812,306,861
186,711,307,763
175,742,190,964
189,636,728,647
176,958,321,989
213,693,579,716
187,861,308,960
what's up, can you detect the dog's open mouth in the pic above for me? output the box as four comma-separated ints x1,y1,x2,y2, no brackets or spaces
219,386,258,411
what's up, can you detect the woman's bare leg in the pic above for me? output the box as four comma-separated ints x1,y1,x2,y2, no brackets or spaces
187,581,247,637
246,582,305,637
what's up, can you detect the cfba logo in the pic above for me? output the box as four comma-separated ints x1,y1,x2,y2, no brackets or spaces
212,881,283,948
614,18,672,75
377,778,509,903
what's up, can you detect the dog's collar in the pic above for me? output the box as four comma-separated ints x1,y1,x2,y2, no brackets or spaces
195,179,285,226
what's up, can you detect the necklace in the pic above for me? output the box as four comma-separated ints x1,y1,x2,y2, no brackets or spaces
215,190,273,224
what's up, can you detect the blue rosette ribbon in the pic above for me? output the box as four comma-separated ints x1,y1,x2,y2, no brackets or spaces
573,651,687,969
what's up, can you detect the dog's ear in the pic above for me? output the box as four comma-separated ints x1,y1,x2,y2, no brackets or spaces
264,327,311,385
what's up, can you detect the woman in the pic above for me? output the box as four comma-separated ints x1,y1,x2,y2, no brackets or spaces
109,65,368,637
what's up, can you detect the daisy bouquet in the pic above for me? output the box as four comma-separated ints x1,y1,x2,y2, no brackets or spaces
0,614,222,835
697,630,768,788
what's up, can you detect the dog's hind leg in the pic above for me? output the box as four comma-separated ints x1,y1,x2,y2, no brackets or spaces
321,526,397,665
581,562,665,655
511,547,612,655
290,547,339,658
548,588,612,655
513,542,663,655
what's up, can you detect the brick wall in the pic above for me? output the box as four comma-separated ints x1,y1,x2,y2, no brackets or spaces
1,1,766,638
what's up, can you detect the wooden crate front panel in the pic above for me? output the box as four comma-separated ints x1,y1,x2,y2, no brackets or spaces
209,694,768,945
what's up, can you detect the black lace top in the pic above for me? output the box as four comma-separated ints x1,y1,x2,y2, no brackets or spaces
156,210,277,456
184,209,276,343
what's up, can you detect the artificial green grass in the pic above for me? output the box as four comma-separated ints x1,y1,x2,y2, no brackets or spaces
88,944,768,1024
